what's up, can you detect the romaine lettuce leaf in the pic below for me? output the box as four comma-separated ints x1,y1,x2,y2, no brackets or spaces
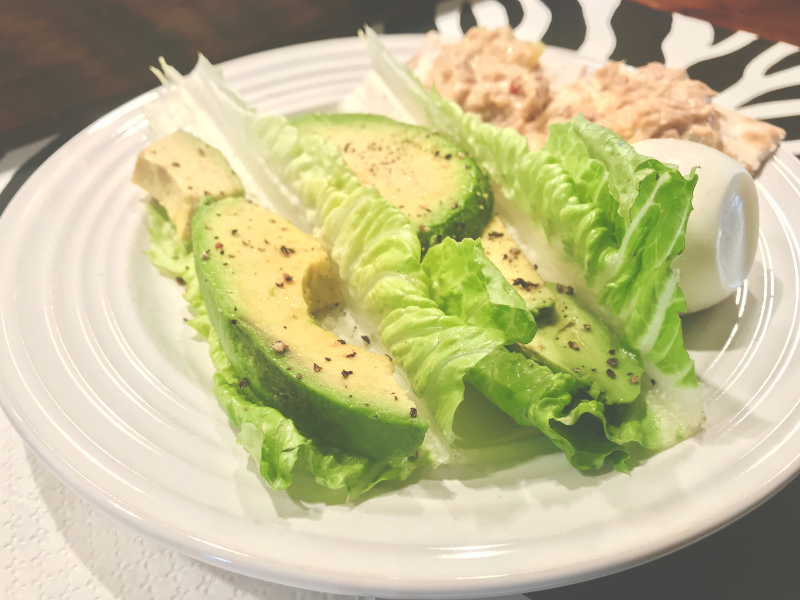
256,118,525,438
148,56,526,445
418,236,629,470
360,27,704,451
421,237,537,344
144,201,421,497
380,308,508,437
465,349,630,471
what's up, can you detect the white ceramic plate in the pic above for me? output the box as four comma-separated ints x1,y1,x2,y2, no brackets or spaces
2,35,800,599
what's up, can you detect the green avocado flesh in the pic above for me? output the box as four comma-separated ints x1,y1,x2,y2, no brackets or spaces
292,113,493,249
519,283,643,403
192,196,428,461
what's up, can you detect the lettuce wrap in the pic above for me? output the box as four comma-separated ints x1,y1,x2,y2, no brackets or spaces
140,56,562,496
359,27,704,452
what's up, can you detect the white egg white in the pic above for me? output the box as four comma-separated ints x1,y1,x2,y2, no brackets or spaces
633,138,759,314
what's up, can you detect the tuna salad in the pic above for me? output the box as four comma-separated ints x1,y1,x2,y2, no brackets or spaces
410,28,785,173
410,27,549,132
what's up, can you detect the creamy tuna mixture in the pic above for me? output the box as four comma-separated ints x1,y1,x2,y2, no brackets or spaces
410,29,785,173
411,27,549,131
526,62,720,148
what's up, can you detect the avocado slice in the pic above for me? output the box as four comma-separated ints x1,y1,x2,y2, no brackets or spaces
519,283,643,404
478,217,642,402
132,131,243,239
292,113,493,250
193,196,428,461
480,215,555,318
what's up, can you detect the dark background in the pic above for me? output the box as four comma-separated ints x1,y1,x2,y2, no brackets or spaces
528,474,800,598
2,0,799,154
2,1,800,598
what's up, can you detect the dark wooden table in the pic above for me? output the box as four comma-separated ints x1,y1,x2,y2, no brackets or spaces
2,1,800,598
0,0,439,153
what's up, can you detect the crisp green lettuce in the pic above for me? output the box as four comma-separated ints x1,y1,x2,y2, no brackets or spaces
419,238,629,470
465,350,629,471
148,56,528,446
543,120,697,384
380,309,507,436
144,201,420,497
402,237,540,431
253,116,534,439
360,27,704,451
421,238,537,344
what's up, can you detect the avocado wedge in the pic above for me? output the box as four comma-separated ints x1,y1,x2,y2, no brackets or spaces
193,196,428,461
292,113,493,250
480,215,555,318
519,283,643,403
132,131,243,239
479,217,643,403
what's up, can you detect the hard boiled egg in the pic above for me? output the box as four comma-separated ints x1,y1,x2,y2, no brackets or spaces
633,138,759,314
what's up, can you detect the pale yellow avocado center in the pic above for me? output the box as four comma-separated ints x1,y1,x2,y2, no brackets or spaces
480,215,546,303
208,201,414,412
132,131,244,239
322,128,457,223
